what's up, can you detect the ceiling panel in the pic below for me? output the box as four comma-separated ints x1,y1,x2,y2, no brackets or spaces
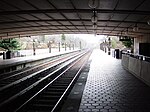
66,26,76,29
126,14,145,22
31,14,51,20
47,13,65,19
36,22,50,26
23,22,40,26
116,0,144,10
0,1,18,11
119,22,133,27
2,0,36,10
28,27,41,30
3,15,26,21
57,26,67,29
111,14,128,21
137,0,150,11
115,27,125,31
98,13,112,20
79,13,91,19
63,13,79,19
98,22,107,26
47,21,61,25
71,21,83,25
0,23,21,29
86,26,93,29
108,22,120,26
76,26,85,30
138,24,150,29
97,27,105,30
104,27,115,30
0,15,14,22
83,21,92,25
49,26,58,30
72,0,90,9
0,0,150,38
0,24,14,29
27,0,54,9
19,14,39,20
59,21,72,25
49,0,73,9
99,0,119,9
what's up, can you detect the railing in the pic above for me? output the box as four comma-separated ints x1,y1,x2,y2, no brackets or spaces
122,53,150,87
122,52,150,63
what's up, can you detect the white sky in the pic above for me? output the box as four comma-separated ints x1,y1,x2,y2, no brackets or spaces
44,34,107,44
66,34,106,44
79,34,105,43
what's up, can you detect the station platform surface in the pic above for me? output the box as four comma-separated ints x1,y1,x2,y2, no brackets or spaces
0,50,78,69
78,49,150,112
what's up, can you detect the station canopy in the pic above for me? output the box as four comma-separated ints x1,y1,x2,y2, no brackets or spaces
0,0,150,39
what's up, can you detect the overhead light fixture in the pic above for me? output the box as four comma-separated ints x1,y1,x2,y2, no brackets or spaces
89,0,99,34
93,23,97,29
91,15,98,23
91,11,98,23
147,20,150,25
133,24,139,32
88,0,99,9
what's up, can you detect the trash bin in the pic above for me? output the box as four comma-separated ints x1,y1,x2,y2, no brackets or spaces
115,49,120,59
6,51,11,59
3,52,6,59
120,50,122,59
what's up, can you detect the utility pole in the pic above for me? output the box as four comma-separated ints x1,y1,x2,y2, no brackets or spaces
33,39,36,55
49,41,51,53
69,44,71,50
108,37,111,55
58,42,61,52
73,43,75,50
65,43,67,51
79,41,82,50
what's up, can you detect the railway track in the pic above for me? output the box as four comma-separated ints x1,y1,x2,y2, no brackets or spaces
0,51,83,103
0,51,79,83
0,49,92,112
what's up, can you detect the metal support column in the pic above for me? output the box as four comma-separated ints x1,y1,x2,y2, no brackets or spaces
58,42,61,52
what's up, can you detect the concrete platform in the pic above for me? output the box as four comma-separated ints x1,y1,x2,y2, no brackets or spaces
0,50,78,70
78,49,150,112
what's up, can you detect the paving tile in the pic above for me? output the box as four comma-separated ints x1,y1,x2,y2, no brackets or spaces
91,108,100,112
79,49,150,111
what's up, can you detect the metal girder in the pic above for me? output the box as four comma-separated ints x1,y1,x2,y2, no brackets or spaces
0,25,150,31
0,28,149,37
0,31,88,39
0,30,144,39
0,19,147,25
0,9,150,15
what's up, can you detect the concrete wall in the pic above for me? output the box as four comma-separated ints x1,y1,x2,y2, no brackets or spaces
128,57,141,77
121,54,129,70
141,61,150,84
122,54,150,86
134,34,150,54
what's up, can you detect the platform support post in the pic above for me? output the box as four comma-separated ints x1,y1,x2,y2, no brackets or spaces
33,39,36,55
79,41,82,50
65,43,67,51
58,42,61,52
49,41,51,53
69,44,71,50
73,43,74,50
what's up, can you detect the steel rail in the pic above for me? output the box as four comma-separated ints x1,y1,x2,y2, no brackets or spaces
0,50,88,112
